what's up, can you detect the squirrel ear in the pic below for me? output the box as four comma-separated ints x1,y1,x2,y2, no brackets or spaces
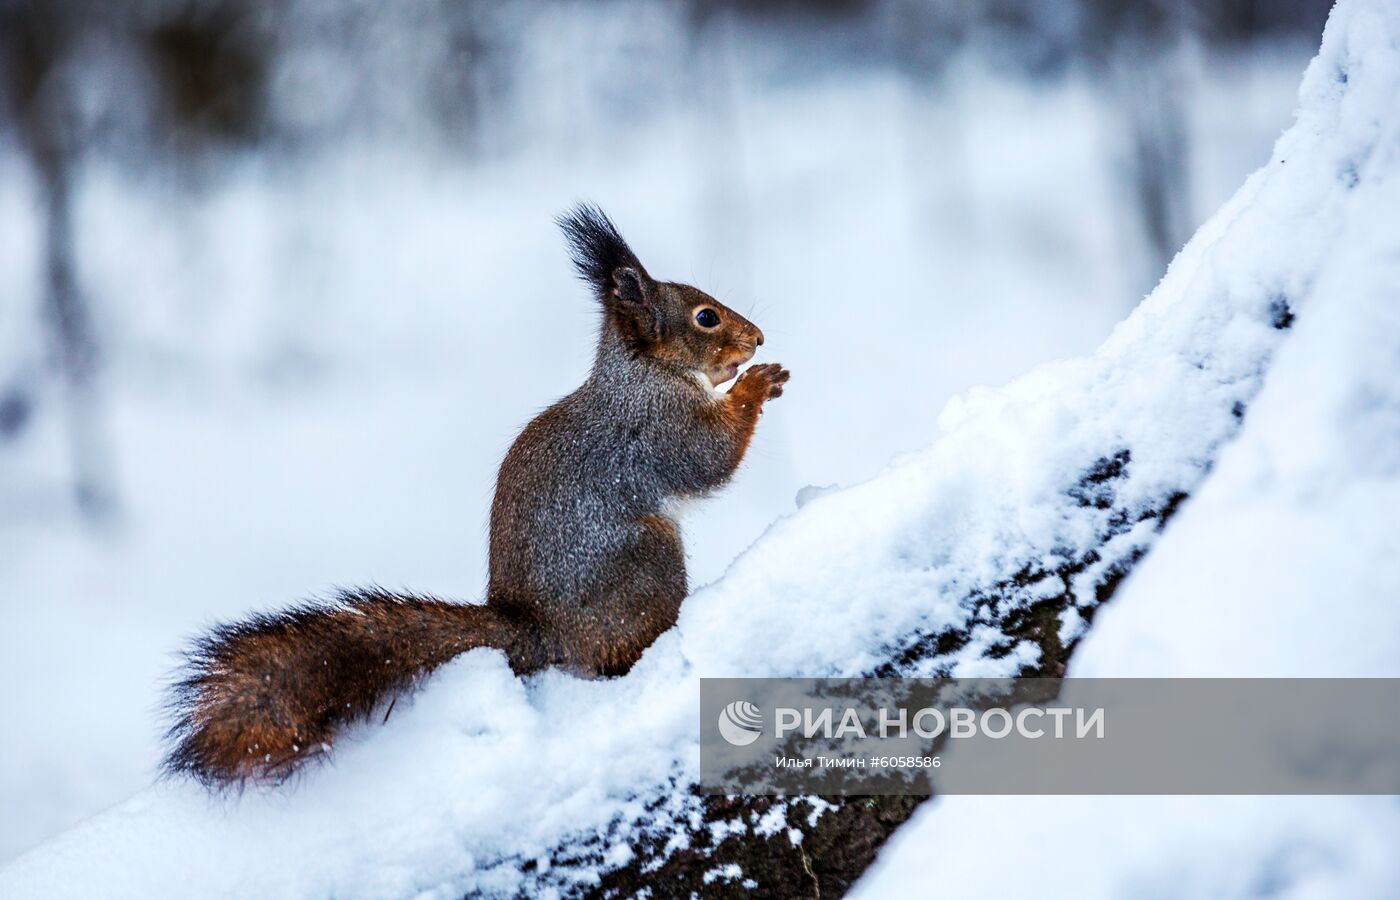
609,266,662,341
612,266,645,305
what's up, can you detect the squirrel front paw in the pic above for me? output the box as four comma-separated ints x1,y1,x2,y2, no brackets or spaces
735,363,790,402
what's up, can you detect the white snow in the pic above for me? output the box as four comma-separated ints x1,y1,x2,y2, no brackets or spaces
855,0,1400,895
0,2,1386,897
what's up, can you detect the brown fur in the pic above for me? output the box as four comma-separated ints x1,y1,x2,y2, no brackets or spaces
164,205,788,785
166,591,537,784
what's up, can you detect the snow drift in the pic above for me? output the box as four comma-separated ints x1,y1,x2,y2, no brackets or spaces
3,0,1399,895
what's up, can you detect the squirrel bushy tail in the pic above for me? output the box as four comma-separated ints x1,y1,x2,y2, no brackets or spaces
164,588,535,785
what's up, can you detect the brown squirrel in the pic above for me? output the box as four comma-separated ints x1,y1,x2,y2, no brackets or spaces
164,205,789,785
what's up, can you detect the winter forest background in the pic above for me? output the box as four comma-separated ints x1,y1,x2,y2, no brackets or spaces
0,0,1341,875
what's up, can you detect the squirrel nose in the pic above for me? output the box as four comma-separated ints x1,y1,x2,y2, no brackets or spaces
754,328,765,347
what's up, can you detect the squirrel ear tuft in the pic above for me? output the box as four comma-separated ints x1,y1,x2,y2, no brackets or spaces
557,203,645,299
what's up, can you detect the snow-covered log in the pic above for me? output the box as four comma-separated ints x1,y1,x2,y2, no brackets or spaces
3,0,1398,896
854,4,1400,893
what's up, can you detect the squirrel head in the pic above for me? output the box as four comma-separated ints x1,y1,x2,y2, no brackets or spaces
558,204,764,386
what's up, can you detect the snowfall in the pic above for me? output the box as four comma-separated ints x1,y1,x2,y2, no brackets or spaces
2,0,1399,896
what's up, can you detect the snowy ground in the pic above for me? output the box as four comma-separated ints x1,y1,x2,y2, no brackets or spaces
0,29,1317,887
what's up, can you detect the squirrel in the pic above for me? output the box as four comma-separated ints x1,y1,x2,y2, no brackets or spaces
163,205,789,786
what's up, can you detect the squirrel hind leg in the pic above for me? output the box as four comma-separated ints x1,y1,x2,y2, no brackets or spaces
563,520,688,677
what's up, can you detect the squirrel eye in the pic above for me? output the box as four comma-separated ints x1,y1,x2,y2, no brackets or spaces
695,308,721,329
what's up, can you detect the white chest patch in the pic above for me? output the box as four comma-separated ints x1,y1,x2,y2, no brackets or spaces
690,370,725,401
